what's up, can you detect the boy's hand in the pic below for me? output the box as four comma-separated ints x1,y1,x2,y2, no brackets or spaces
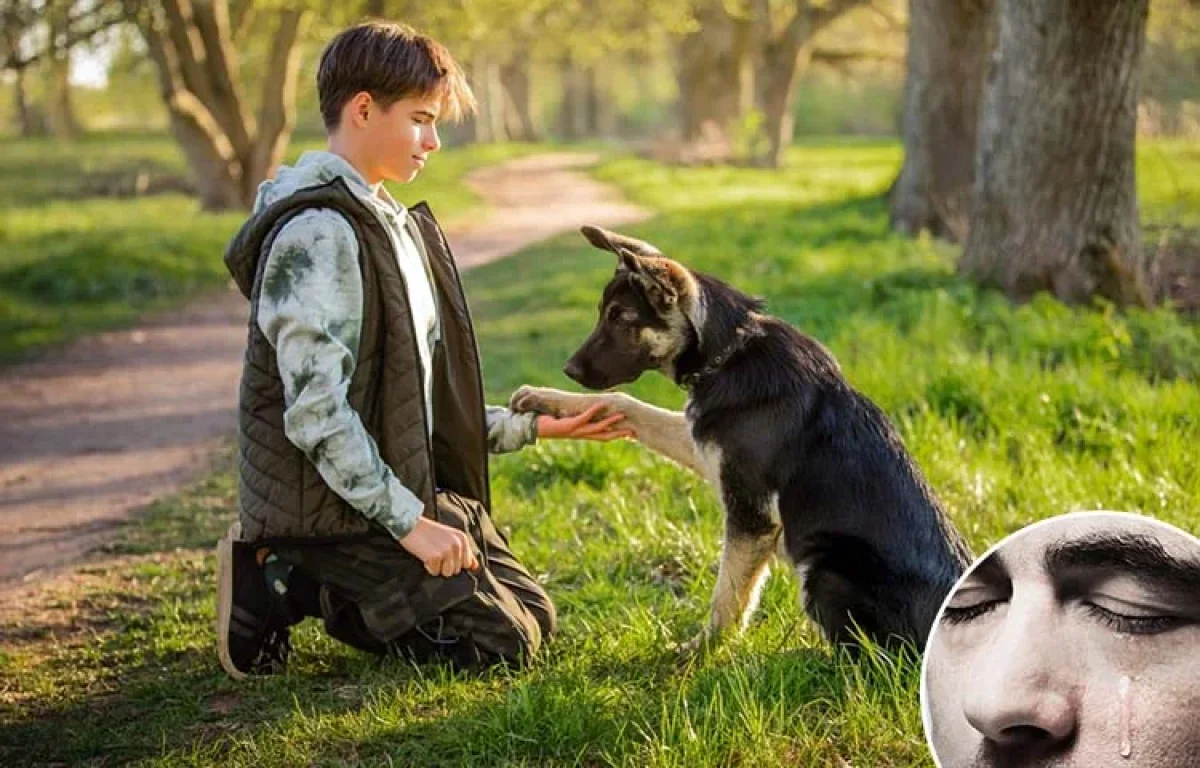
537,403,634,442
399,516,479,577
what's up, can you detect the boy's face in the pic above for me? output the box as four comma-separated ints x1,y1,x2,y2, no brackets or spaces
349,92,442,184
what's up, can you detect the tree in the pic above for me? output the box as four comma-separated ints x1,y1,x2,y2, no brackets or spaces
130,0,309,210
890,0,992,238
675,0,878,167
1,0,127,137
747,0,872,167
677,1,748,145
960,0,1152,306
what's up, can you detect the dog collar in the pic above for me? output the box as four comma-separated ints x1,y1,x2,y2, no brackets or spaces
677,325,761,390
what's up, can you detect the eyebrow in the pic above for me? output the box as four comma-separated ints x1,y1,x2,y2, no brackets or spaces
1043,532,1200,593
413,109,438,121
960,549,1011,588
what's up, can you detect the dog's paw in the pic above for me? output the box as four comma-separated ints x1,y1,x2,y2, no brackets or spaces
509,385,557,415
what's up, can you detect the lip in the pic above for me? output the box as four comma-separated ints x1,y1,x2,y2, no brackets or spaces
413,156,426,167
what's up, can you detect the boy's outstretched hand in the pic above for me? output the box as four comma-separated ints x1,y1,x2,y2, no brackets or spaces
537,403,634,442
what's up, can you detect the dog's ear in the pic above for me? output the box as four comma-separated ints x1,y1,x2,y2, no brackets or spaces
580,225,662,259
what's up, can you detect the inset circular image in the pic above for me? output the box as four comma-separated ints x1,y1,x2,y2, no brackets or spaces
921,512,1200,767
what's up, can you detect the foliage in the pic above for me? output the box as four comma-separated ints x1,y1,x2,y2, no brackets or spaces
1,138,1197,766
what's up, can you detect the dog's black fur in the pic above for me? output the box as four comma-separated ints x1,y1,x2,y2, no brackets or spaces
557,226,973,648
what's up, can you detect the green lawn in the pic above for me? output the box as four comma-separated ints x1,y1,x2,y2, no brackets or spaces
1,137,1198,767
0,134,536,362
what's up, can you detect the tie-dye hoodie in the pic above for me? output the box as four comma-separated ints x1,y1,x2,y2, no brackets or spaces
252,150,537,542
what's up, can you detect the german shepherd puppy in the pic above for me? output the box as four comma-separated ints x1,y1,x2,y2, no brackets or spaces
511,225,972,650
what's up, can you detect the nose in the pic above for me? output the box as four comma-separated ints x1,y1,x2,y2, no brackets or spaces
961,595,1079,748
563,358,584,383
423,124,441,153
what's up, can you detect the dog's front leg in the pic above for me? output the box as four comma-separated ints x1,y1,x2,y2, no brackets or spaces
510,386,704,475
686,524,780,651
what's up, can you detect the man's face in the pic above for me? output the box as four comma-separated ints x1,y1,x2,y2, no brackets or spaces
361,94,441,183
923,514,1200,768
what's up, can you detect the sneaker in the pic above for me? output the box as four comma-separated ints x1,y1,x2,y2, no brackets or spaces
216,521,291,679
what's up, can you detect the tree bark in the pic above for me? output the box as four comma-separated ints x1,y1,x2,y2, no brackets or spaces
890,0,993,239
136,0,307,210
500,55,539,141
677,2,745,145
960,0,1151,306
747,0,869,168
13,67,45,137
45,0,82,140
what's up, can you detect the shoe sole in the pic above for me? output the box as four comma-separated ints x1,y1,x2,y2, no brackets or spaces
215,521,248,681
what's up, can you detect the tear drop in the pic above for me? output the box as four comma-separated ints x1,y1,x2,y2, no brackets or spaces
1118,675,1133,759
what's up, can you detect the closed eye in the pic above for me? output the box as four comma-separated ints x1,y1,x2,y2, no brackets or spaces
941,599,1006,625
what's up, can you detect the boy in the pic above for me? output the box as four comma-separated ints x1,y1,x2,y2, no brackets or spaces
216,21,629,678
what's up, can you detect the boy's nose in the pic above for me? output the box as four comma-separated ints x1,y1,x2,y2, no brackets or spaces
423,126,441,153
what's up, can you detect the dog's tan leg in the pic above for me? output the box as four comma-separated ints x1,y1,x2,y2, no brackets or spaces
510,386,703,475
686,526,780,650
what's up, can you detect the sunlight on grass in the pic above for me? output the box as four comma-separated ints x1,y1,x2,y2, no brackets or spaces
1,138,1197,767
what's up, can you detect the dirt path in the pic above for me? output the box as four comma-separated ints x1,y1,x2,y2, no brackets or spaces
0,152,648,586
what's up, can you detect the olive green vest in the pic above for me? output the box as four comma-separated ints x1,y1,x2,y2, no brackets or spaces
224,177,490,542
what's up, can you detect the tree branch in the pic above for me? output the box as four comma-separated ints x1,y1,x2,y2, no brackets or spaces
811,0,872,31
2,4,129,71
190,0,254,159
249,8,307,198
159,0,216,106
812,46,904,65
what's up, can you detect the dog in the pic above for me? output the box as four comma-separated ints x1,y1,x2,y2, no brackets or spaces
510,225,973,650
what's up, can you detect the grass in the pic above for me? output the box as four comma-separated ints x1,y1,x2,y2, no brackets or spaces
2,136,1199,767
0,133,537,362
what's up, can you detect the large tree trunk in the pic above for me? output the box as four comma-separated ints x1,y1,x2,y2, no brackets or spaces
500,55,538,141
677,2,745,146
890,0,993,239
137,0,307,210
960,0,1151,306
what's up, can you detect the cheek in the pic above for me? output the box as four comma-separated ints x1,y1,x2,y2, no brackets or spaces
637,327,676,359
924,643,979,760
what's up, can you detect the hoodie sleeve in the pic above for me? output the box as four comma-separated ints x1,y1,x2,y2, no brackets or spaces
256,209,425,541
485,406,539,454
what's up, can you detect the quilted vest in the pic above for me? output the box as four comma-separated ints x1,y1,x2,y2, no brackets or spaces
223,177,490,541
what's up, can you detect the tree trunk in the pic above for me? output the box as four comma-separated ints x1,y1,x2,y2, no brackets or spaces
754,39,809,167
45,1,81,140
960,0,1151,306
559,56,589,140
582,65,599,137
890,0,993,239
500,55,538,141
748,0,869,167
13,68,45,137
137,0,307,211
677,2,745,145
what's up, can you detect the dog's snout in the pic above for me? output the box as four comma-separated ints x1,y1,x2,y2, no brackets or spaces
563,359,584,383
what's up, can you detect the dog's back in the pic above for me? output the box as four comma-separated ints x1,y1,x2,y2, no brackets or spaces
688,315,971,646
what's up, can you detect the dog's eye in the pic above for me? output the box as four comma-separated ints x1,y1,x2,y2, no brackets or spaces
605,305,626,325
